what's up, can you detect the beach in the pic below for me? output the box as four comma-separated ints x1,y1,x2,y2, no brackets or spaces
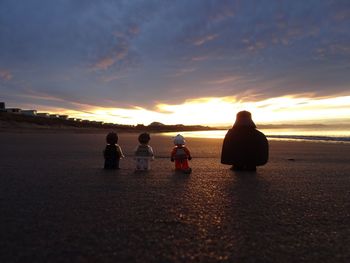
1,132,350,262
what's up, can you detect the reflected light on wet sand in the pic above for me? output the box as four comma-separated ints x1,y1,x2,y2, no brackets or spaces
162,130,227,139
161,128,350,142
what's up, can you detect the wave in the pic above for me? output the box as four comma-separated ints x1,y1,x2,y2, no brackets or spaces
267,134,350,143
161,130,350,143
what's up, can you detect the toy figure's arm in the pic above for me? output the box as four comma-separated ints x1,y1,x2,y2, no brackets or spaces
170,148,176,162
184,147,192,160
117,145,125,158
148,146,155,160
133,146,139,160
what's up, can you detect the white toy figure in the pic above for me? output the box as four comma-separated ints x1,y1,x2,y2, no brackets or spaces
134,133,154,171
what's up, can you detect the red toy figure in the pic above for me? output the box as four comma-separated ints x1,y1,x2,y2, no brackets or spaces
171,134,192,173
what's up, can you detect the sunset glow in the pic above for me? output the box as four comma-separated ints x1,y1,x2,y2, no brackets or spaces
47,95,350,126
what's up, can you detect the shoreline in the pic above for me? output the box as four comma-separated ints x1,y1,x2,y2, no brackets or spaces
1,127,350,144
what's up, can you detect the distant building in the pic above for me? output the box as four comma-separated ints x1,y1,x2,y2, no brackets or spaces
0,102,5,111
37,113,50,117
49,114,59,118
91,121,103,125
5,108,21,114
68,118,76,121
58,115,68,120
21,110,37,116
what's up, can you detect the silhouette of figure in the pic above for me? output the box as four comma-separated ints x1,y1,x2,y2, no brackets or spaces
134,132,154,171
221,111,268,171
171,134,192,173
103,132,124,169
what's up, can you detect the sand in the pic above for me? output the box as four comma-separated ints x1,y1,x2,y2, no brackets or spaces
1,132,350,262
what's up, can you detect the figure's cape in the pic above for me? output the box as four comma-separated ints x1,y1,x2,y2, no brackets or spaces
221,127,268,166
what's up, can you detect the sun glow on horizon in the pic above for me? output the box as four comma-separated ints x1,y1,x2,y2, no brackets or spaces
45,95,350,126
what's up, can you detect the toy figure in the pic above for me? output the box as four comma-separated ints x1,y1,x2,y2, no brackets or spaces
103,132,124,169
134,133,154,171
171,134,192,173
221,111,268,171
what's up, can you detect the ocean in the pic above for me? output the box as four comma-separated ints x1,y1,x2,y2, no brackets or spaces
161,127,350,143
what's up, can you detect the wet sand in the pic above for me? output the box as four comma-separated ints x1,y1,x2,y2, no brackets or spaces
1,132,350,262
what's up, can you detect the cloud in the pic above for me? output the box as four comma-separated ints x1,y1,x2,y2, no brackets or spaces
128,25,140,35
329,43,350,55
207,76,241,85
93,57,116,70
190,56,209,62
91,39,130,71
170,67,196,77
1,0,350,112
208,8,234,22
192,34,219,46
333,8,350,21
245,41,267,52
12,89,83,108
0,69,12,80
101,74,124,83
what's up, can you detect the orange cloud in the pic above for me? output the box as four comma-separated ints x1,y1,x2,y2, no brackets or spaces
0,69,12,81
94,57,115,70
207,76,241,85
128,25,140,35
101,74,124,82
91,42,129,71
193,34,219,46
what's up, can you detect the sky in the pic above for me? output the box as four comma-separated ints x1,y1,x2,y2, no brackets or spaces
0,0,349,126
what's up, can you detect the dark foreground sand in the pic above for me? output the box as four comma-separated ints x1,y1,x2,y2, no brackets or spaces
1,132,350,263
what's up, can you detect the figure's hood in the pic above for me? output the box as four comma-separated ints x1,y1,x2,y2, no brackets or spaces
233,111,256,128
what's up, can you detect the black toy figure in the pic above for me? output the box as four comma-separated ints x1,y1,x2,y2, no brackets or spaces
221,111,268,171
103,132,124,169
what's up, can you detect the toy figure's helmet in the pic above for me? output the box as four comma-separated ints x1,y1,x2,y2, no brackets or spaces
233,111,256,128
106,132,118,144
138,132,151,144
173,134,185,145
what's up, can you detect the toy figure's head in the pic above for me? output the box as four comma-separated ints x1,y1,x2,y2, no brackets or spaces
106,132,118,145
173,134,185,146
233,111,256,128
138,132,151,144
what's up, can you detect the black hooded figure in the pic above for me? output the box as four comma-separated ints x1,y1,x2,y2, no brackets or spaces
104,132,123,169
221,111,268,171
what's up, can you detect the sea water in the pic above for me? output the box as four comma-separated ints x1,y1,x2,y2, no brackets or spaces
161,127,350,143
